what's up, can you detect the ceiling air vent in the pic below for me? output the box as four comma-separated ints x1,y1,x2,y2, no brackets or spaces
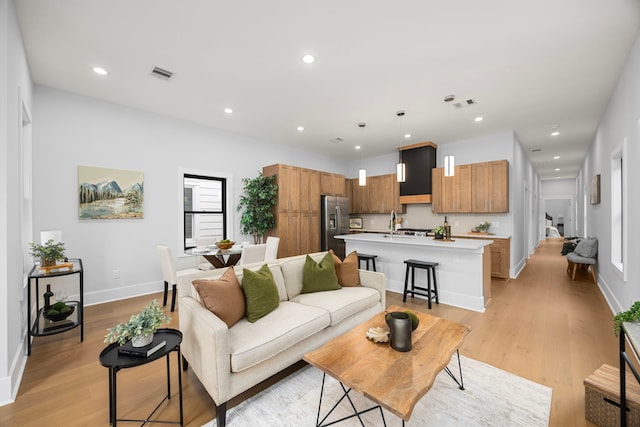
150,66,174,81
531,148,542,153
453,98,477,109
330,137,344,144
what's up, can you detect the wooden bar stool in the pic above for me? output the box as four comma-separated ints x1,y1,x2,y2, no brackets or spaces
357,254,378,272
403,259,439,309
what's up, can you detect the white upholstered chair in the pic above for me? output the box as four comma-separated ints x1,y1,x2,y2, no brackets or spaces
264,236,280,261
157,245,199,312
239,244,267,265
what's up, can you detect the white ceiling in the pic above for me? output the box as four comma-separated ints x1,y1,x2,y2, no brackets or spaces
14,0,640,180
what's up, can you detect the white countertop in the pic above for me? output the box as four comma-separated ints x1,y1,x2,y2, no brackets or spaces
349,229,511,240
336,233,493,250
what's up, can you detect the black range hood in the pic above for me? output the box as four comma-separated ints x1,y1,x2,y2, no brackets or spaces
398,142,437,204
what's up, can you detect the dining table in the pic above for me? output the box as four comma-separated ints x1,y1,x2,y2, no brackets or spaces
186,246,243,268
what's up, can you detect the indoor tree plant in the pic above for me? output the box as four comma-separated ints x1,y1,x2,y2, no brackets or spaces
29,239,66,266
237,172,278,244
105,300,170,347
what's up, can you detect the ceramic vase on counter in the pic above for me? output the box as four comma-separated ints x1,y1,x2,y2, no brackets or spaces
387,312,412,352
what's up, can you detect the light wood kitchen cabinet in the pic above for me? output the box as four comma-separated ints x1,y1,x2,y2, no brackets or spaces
263,164,326,257
432,160,508,214
263,164,301,212
320,172,346,196
300,168,320,213
463,235,511,279
432,165,471,213
471,160,509,213
347,174,404,214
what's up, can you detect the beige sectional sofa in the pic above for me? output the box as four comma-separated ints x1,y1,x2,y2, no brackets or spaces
176,251,386,427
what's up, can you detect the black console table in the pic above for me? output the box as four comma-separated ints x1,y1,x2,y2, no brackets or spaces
27,258,83,355
99,328,184,426
619,322,640,425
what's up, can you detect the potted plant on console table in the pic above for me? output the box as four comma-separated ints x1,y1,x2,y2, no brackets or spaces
29,239,66,267
104,300,171,347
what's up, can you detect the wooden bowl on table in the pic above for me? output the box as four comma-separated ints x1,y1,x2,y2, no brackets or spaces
215,241,235,250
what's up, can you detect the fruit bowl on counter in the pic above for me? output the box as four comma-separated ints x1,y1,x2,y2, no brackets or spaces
215,240,235,250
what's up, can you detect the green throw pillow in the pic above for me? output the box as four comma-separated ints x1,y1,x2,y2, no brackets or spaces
241,264,280,323
302,253,341,294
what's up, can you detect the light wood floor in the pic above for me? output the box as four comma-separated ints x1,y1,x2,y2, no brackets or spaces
0,238,617,426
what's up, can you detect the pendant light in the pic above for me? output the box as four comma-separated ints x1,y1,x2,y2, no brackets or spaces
358,122,367,186
444,154,455,177
396,110,406,182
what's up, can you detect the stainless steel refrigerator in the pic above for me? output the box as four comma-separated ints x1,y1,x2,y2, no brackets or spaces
321,195,350,259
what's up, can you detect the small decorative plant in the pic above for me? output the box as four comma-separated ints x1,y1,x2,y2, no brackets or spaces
104,300,171,345
614,301,640,336
433,226,445,237
29,239,66,266
473,222,491,233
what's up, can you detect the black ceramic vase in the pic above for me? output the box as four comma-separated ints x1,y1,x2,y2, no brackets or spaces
387,312,412,352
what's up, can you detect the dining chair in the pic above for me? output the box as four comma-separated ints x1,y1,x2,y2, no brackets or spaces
156,245,200,312
264,236,280,261
239,244,267,265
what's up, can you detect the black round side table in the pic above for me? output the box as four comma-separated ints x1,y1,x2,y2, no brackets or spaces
99,328,183,426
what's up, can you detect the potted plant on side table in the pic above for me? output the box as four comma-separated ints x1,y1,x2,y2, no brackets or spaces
614,301,640,336
29,239,66,267
105,300,171,347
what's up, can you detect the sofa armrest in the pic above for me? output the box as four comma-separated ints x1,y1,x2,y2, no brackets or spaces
358,269,386,308
179,295,233,404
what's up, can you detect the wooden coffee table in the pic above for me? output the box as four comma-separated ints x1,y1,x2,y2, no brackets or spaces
303,305,470,425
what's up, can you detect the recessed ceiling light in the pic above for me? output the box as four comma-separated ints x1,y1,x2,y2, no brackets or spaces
474,116,484,122
92,67,109,76
555,168,560,171
301,54,315,64
554,156,560,159
224,108,233,114
355,145,361,150
404,134,411,139
297,126,304,132
556,176,561,179
551,131,560,136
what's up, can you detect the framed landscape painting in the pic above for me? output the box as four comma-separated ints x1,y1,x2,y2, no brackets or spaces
78,166,144,219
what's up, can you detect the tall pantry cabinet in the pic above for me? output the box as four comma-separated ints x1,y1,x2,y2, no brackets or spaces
263,164,343,258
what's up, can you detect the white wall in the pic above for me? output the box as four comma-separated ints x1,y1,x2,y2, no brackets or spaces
581,30,640,314
1,0,33,405
32,86,349,307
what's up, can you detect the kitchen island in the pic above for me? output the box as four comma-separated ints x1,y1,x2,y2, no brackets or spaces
335,233,493,312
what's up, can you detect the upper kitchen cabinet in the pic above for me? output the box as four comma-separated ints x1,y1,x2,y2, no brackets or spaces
320,172,346,196
347,174,404,214
471,160,509,213
398,142,437,204
263,164,301,212
300,168,320,213
432,164,472,213
432,160,509,214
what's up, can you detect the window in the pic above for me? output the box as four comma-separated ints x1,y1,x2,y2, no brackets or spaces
183,174,227,250
610,138,627,281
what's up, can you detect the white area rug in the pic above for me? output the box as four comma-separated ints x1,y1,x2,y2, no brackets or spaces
202,355,552,426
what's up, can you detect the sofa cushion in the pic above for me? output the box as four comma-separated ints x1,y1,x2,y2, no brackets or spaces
291,286,380,326
574,237,598,258
241,264,280,323
302,253,341,294
331,250,360,287
192,268,246,328
235,263,288,302
279,252,328,299
229,301,330,372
